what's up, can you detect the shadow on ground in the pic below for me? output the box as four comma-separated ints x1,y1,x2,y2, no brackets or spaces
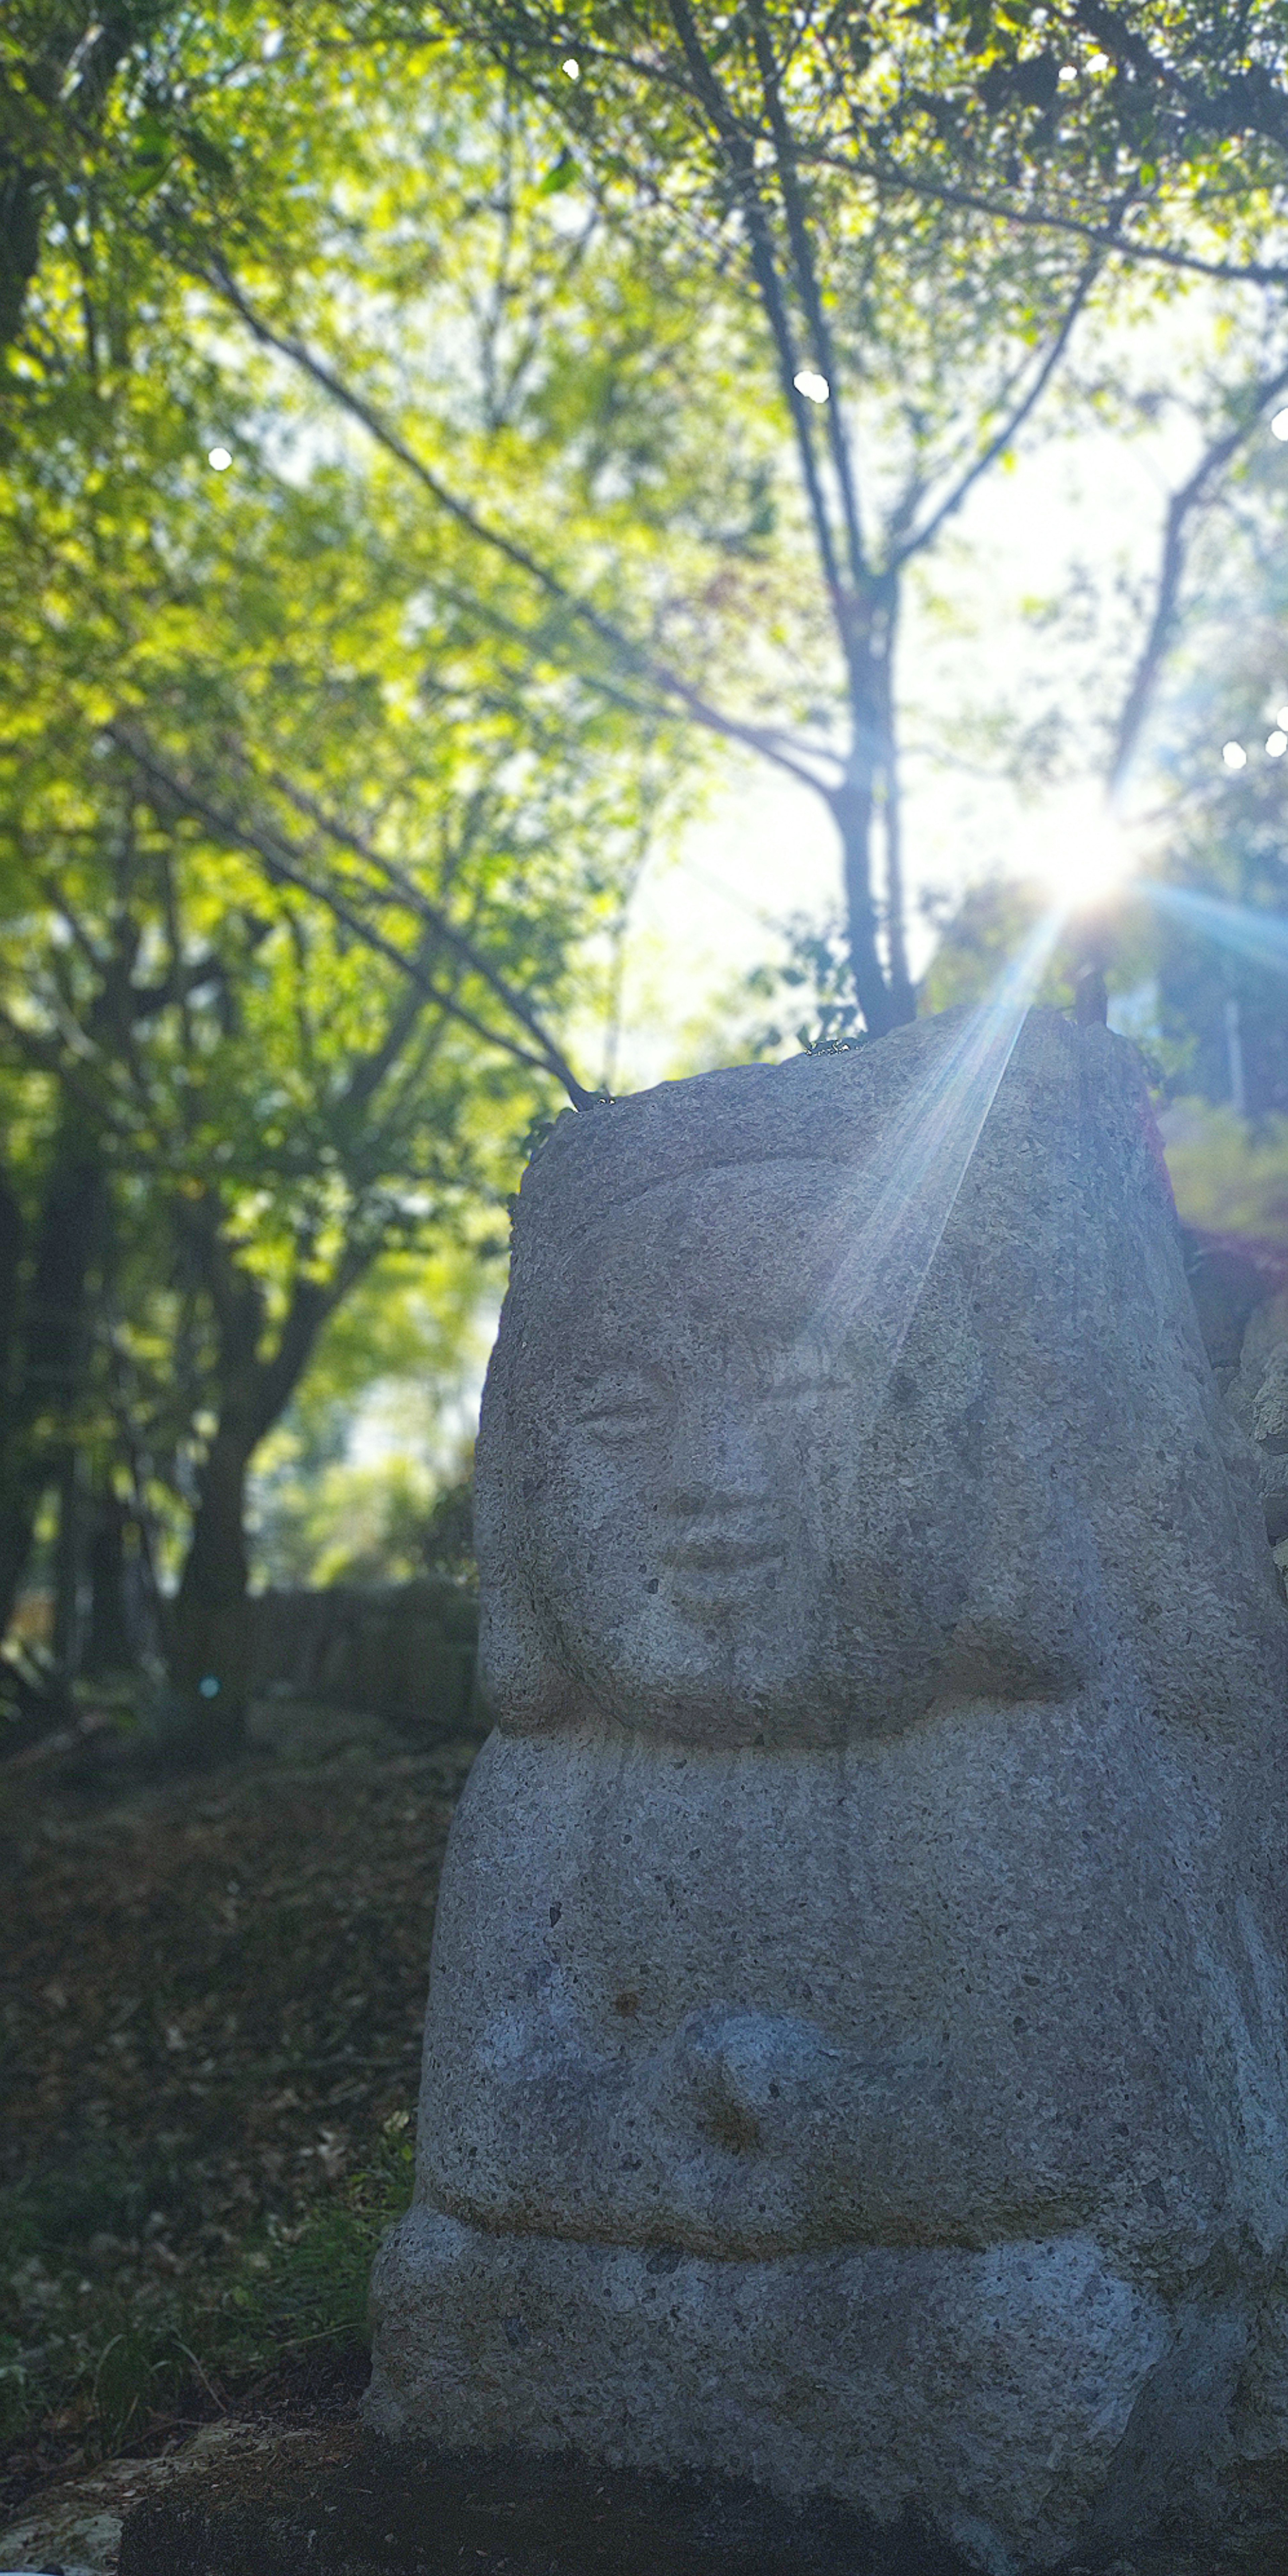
0,1696,482,2517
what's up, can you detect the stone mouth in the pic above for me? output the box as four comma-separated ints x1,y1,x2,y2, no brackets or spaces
659,1525,785,1608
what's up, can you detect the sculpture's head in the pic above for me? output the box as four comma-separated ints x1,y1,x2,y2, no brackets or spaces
477,1008,1283,1748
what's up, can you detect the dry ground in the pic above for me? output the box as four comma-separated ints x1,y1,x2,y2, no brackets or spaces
0,1701,480,2515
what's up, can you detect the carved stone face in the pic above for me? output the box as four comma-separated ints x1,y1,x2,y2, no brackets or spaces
478,1016,1287,1749
508,1160,984,1742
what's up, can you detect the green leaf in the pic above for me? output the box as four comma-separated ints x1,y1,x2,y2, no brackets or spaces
538,149,577,194
125,110,173,198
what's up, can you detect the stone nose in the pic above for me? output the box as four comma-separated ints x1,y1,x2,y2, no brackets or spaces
664,1400,775,1520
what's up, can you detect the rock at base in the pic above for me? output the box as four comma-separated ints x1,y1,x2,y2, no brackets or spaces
111,2420,1288,2576
114,2424,968,2575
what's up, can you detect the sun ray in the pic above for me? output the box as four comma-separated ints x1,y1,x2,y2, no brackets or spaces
803,909,1066,1414
1135,881,1288,975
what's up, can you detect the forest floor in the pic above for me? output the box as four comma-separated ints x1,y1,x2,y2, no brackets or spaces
0,1695,482,2520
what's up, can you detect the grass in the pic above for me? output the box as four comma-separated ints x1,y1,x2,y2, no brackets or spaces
1,1710,476,2509
0,2114,414,2462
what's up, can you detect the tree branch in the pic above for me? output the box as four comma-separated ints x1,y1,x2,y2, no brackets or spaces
747,0,868,589
249,763,600,1105
1110,356,1288,790
180,249,832,796
663,0,856,662
894,249,1102,565
337,921,447,1122
1065,0,1288,157
805,150,1288,291
107,725,600,1108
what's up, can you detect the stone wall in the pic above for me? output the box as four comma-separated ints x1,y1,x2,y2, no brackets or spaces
247,1578,478,1732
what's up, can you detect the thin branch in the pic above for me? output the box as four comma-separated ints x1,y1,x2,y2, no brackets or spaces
108,726,599,1108
748,1,867,588
383,558,830,785
664,0,855,660
338,922,445,1121
805,150,1288,290
37,876,105,983
249,763,597,1101
876,587,914,1020
894,250,1103,565
1111,356,1288,790
1064,0,1288,158
0,1001,106,1118
181,250,829,796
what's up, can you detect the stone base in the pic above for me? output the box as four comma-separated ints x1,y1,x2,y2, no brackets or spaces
365,2209,1237,2571
113,2423,970,2575
111,2418,1288,2576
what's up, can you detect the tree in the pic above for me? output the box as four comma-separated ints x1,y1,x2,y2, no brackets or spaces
0,104,678,1743
852,0,1288,290
821,0,1288,790
0,0,1112,1031
13,4,1288,1036
1122,425,1288,1119
1,3,173,359
917,395,1288,1139
11,0,1288,1751
229,1,1116,1033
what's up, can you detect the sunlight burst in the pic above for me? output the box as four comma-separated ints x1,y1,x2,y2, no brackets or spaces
1029,784,1131,911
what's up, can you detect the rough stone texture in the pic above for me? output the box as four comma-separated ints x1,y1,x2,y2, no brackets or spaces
367,1009,1288,2572
1226,1285,1288,1549
0,2423,292,2576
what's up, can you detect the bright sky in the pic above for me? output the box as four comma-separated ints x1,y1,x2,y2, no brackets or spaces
603,298,1280,1094
343,290,1288,1483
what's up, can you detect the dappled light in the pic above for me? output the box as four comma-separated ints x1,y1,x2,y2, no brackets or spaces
8,0,1288,2561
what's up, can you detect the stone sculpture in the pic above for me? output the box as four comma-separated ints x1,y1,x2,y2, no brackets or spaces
367,1006,1288,2571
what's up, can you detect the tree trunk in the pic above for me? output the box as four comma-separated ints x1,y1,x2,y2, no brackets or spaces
85,1482,137,1677
52,1446,87,1683
0,1146,106,1655
160,1235,355,1762
0,162,41,357
834,619,916,1039
0,1163,30,1640
166,1428,255,1759
832,773,903,1038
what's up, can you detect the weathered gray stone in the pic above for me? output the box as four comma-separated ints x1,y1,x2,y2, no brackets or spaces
367,1008,1288,2571
1225,1286,1288,1547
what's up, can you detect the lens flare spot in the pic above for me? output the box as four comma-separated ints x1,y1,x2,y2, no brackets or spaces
1029,784,1130,911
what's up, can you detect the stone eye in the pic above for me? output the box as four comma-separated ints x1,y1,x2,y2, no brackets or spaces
576,1378,663,1444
